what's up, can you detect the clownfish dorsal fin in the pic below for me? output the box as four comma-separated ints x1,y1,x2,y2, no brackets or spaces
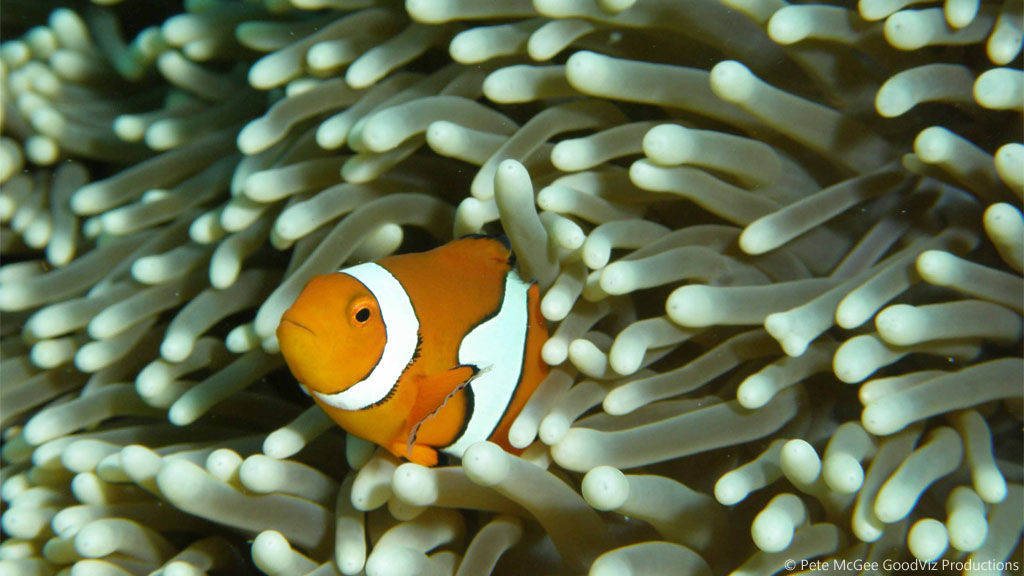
450,234,516,268
404,364,481,453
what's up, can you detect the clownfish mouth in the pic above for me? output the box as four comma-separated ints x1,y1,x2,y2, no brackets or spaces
280,318,315,336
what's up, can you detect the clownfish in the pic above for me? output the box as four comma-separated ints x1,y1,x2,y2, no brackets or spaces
276,236,548,466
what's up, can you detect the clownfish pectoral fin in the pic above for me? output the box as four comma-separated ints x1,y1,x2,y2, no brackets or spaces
401,364,481,459
406,365,480,434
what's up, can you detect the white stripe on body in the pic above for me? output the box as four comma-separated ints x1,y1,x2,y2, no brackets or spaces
443,270,530,457
311,262,419,411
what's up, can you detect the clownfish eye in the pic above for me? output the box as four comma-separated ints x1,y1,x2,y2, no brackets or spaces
354,307,371,323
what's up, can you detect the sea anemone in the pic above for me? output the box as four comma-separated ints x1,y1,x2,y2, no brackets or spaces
1,1,1021,575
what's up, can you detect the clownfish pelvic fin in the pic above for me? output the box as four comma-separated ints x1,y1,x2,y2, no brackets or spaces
391,442,441,468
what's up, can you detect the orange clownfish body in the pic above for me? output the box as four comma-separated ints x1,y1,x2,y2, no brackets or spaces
276,236,549,466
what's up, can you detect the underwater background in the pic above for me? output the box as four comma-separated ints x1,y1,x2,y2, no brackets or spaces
0,0,1022,575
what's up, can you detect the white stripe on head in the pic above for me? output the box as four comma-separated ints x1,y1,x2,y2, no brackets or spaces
311,262,419,411
443,270,530,457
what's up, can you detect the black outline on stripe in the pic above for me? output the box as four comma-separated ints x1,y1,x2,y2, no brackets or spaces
441,269,529,452
482,274,531,441
369,332,422,409
334,268,423,411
